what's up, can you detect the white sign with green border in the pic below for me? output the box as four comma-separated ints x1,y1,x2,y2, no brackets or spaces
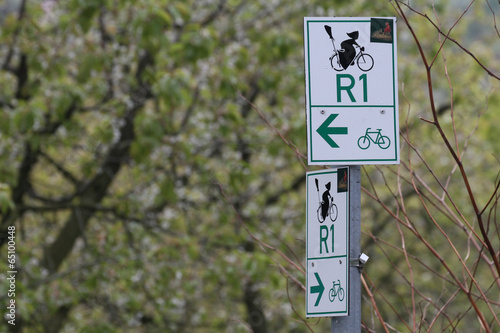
304,17,399,165
306,167,349,317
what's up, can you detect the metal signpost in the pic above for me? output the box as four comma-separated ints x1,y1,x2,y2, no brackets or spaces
303,16,398,332
332,165,362,332
304,17,399,165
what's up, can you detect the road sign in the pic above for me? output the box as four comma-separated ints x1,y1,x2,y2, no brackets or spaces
304,17,399,165
306,167,349,317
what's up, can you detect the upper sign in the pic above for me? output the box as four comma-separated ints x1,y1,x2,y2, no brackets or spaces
304,17,399,165
306,167,349,317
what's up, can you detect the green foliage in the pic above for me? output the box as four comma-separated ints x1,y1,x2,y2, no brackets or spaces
1,0,499,332
0,184,14,214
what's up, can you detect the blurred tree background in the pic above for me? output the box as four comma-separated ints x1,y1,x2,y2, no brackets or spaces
0,0,499,332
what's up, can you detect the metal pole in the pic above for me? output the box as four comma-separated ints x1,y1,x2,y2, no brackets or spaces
332,165,361,332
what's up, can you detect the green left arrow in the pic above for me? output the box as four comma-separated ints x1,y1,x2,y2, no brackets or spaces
316,113,348,148
310,272,325,306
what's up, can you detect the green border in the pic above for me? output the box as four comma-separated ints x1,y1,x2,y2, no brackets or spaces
305,18,399,165
308,254,347,260
305,169,349,316
311,104,394,108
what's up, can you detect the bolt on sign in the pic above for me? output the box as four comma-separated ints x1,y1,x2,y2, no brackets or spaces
304,17,399,165
306,167,349,317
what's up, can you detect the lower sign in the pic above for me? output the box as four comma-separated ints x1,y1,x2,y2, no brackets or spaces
306,168,349,317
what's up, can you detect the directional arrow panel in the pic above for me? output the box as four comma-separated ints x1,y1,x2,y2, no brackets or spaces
310,107,397,164
310,272,325,307
307,258,347,315
306,168,349,317
316,114,348,148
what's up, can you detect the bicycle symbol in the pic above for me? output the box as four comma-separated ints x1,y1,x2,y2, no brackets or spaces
324,25,374,72
317,196,338,223
357,128,391,150
329,279,345,302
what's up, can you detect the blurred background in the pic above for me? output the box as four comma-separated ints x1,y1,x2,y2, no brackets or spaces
0,0,499,332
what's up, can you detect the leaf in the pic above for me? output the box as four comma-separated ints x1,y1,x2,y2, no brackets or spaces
13,108,35,134
224,104,243,125
173,3,190,21
78,6,98,33
0,184,14,214
154,9,173,28
158,178,177,204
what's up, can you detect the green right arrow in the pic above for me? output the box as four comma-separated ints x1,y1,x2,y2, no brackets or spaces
316,113,348,148
310,272,325,306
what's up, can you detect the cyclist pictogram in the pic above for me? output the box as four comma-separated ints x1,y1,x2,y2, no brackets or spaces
329,279,345,302
357,128,391,150
315,178,338,223
324,25,374,72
